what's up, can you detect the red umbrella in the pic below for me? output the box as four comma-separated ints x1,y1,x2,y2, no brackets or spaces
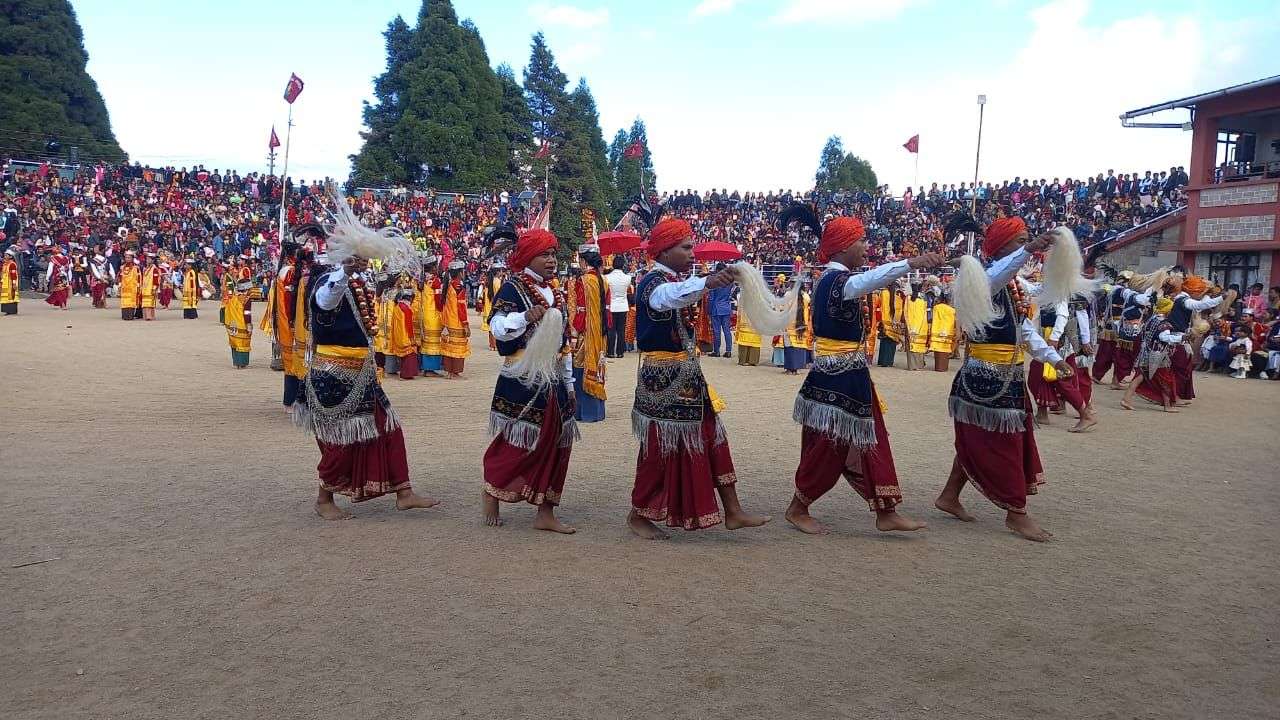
598,230,642,255
693,240,742,262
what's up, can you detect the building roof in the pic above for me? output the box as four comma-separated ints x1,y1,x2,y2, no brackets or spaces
1121,75,1280,124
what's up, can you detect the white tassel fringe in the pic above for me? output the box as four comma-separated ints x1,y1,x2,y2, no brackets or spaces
730,261,800,337
503,309,565,390
952,255,999,338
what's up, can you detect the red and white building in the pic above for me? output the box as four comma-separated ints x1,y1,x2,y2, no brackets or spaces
1116,75,1280,288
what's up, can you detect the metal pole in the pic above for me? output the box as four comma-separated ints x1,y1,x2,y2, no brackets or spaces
278,104,294,246
969,95,986,255
268,149,276,178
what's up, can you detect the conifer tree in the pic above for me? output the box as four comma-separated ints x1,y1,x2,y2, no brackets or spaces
0,0,125,162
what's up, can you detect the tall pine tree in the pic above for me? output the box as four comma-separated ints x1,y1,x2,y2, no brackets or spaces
349,1,509,190
614,118,657,200
607,129,627,187
496,63,533,183
0,0,125,162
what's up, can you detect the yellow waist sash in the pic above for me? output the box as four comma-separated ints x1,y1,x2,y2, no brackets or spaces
640,350,725,413
969,343,1025,364
315,344,370,360
814,338,864,357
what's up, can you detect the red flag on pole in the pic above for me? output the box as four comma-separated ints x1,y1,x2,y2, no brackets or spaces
534,139,550,159
623,139,645,159
284,73,305,104
269,127,281,150
902,134,919,154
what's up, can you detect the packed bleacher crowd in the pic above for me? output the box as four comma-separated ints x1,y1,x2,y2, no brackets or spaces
1,158,1190,295
660,166,1190,266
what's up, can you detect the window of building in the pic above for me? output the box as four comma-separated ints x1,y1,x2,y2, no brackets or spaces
1208,251,1261,291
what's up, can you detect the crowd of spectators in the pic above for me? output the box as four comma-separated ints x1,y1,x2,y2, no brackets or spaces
659,166,1190,266
1,157,1190,294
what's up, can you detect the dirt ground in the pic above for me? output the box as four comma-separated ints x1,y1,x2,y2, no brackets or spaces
2,295,1277,720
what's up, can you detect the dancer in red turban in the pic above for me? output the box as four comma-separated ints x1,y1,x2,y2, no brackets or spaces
935,216,1071,542
780,204,946,534
628,208,770,539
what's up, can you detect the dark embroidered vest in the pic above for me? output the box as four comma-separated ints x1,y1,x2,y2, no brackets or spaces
309,275,368,348
1166,296,1193,332
812,269,864,342
635,270,687,352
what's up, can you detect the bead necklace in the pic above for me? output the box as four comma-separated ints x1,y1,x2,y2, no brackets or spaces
349,275,379,337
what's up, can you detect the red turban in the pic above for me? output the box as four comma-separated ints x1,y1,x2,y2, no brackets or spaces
645,219,693,259
983,217,1026,258
509,228,558,271
817,216,865,264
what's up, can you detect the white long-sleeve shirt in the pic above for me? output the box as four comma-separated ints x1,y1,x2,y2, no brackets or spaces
489,269,573,385
647,262,708,311
1076,308,1092,345
1173,291,1224,312
988,247,1030,291
1048,300,1069,341
981,249,1061,364
827,259,911,299
314,267,350,311
1020,319,1062,365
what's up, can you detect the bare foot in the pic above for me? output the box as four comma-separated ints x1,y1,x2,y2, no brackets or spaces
1068,416,1098,433
482,492,504,527
1005,513,1052,542
875,510,927,532
395,491,440,511
315,501,351,521
533,506,576,534
725,509,771,530
1175,400,1191,407
784,499,829,535
1162,406,1181,413
627,511,668,540
934,496,975,521
1120,400,1135,410
1110,384,1124,391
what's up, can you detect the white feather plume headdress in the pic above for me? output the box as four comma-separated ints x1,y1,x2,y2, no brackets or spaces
322,187,416,275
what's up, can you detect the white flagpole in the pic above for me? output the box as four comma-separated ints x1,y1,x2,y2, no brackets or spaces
278,103,294,246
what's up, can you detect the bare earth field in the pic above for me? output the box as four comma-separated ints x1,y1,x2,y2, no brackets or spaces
2,295,1278,720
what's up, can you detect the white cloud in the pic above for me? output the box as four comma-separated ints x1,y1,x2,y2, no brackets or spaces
529,3,610,30
692,0,738,18
772,0,919,25
652,0,1245,192
559,41,604,66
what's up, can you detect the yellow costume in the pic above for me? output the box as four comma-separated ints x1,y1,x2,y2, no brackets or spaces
928,302,957,354
225,288,252,367
441,280,471,373
574,272,608,403
1,255,19,314
905,296,930,354
118,264,141,319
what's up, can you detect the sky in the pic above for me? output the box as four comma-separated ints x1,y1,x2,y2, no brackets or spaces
75,0,1280,193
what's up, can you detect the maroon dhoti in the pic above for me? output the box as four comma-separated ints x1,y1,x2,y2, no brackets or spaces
1135,367,1177,406
794,391,901,511
1170,344,1195,400
1077,361,1093,405
483,393,572,506
45,287,69,308
632,400,736,530
1028,356,1085,413
1112,340,1137,384
1091,338,1116,382
316,404,411,502
953,398,1044,513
